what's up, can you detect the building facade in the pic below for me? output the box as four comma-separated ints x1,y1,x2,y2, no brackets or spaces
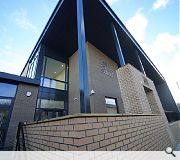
0,0,179,150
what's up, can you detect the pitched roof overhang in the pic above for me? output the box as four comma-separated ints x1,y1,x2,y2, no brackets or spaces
24,0,165,84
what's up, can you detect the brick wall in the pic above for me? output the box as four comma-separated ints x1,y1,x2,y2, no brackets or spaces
116,64,160,114
87,43,124,113
68,42,124,114
5,83,38,150
116,64,176,146
22,114,173,151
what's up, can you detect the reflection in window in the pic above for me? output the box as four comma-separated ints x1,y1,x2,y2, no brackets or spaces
35,98,65,121
44,57,65,82
105,97,118,114
42,78,51,88
37,99,64,109
0,83,17,97
41,77,65,90
26,47,40,79
0,99,12,106
41,57,66,90
35,108,64,121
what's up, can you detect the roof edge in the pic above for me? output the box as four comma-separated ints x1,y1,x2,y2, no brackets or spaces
20,0,65,76
99,0,165,80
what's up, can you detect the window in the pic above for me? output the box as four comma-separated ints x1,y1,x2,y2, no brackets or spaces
44,57,65,82
36,56,68,121
0,99,12,106
37,99,64,109
35,99,65,121
105,97,118,114
41,57,66,90
41,77,65,90
0,83,17,97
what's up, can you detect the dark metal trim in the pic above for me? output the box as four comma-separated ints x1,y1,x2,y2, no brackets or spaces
15,123,21,151
0,72,40,85
135,50,146,75
21,123,26,151
105,96,119,114
15,122,26,151
76,0,91,113
35,45,45,80
99,0,164,80
42,76,67,84
65,61,69,115
111,24,125,67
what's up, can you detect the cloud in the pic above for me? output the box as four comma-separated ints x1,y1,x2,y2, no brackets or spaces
0,48,28,75
106,0,120,5
126,9,148,44
0,37,31,75
12,8,38,34
152,0,169,10
145,33,179,58
144,33,180,102
125,9,180,103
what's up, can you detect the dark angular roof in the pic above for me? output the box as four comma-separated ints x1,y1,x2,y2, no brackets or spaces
23,0,165,84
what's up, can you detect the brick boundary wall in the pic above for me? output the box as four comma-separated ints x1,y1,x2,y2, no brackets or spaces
21,114,174,151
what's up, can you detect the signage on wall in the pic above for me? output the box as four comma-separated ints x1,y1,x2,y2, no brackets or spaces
100,61,114,78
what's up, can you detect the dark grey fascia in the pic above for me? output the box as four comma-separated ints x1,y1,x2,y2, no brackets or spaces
0,72,40,86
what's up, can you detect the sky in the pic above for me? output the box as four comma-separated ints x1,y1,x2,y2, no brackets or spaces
0,0,179,103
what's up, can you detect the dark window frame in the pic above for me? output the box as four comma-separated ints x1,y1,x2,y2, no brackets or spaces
34,56,69,121
105,96,119,114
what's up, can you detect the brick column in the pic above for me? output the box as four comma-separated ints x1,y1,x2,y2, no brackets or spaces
4,83,38,150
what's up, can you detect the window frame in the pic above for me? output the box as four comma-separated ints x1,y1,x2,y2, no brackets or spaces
105,96,119,114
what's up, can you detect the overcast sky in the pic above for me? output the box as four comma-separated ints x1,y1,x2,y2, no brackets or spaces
0,0,179,103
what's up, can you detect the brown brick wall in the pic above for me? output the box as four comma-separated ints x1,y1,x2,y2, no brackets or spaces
87,43,124,113
116,64,176,145
22,114,173,151
68,42,125,114
4,83,38,150
116,64,160,114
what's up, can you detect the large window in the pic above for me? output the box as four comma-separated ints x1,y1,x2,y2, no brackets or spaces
36,56,68,121
41,57,66,90
35,99,65,121
105,97,118,114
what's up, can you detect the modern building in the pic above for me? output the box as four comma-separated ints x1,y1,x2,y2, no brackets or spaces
0,0,179,151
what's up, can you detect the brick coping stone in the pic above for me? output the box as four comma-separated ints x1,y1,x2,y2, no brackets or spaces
24,113,161,126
